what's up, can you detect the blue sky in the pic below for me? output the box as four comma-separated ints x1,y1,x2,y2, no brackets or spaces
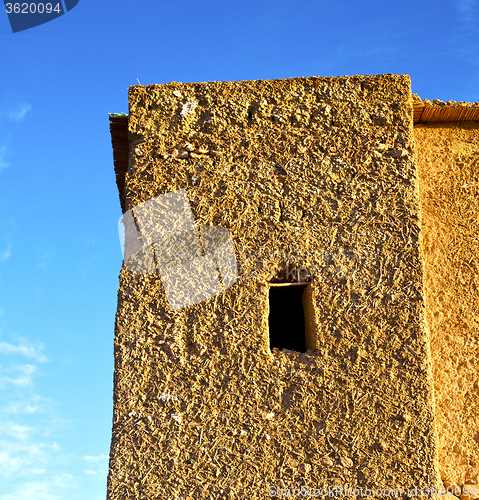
0,0,478,498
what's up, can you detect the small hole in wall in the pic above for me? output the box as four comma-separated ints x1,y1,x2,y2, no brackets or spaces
268,283,309,353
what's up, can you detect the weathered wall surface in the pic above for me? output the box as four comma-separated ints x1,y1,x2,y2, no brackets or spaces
107,75,440,499
415,124,479,493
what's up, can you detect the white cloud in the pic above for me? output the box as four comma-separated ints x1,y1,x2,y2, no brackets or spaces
457,0,477,23
0,144,9,172
38,251,56,270
0,102,31,174
0,473,75,500
82,454,109,482
6,103,32,123
4,399,45,415
0,440,58,479
30,468,47,474
0,340,47,363
0,450,21,476
0,334,87,500
0,243,11,261
83,454,108,463
5,423,35,441
0,364,37,389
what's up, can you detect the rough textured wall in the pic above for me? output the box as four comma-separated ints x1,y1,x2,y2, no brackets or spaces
415,124,479,493
107,75,440,500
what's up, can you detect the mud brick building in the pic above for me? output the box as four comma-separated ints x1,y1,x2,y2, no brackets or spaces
107,75,479,499
413,103,479,493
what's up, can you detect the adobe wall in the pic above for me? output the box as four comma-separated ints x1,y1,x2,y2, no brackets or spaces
107,75,440,499
415,124,479,493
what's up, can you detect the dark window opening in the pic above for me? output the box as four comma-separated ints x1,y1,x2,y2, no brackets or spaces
268,283,308,353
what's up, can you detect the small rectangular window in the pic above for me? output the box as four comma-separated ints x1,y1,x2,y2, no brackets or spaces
268,282,316,353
